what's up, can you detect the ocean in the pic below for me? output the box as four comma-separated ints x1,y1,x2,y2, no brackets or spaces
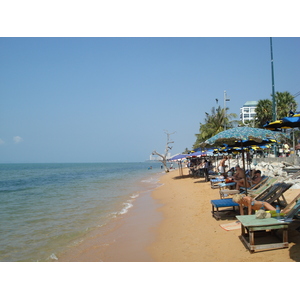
0,162,164,262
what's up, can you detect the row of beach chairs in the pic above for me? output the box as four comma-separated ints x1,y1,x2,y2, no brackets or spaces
211,177,297,220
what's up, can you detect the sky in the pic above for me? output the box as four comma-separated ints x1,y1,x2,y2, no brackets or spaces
0,37,299,163
0,1,299,163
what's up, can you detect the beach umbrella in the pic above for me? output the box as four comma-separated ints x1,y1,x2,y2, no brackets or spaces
169,153,188,161
264,114,300,130
204,127,286,195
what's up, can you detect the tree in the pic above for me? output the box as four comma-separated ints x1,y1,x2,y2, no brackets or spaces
255,99,272,128
152,131,175,172
276,91,297,119
255,92,297,127
193,106,237,149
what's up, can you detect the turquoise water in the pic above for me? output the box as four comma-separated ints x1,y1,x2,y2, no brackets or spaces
0,162,163,262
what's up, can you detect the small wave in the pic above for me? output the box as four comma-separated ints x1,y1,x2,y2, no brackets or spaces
48,253,58,261
118,202,133,215
130,193,139,199
141,177,159,183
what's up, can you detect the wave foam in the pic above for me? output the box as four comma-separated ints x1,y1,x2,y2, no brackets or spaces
118,202,133,215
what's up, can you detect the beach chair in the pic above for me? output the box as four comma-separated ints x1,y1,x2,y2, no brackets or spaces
219,176,276,199
240,176,269,192
210,177,225,189
211,198,240,220
283,198,300,221
281,193,300,215
262,182,293,208
210,181,286,220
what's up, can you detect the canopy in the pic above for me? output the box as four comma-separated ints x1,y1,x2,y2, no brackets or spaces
204,127,285,195
204,127,284,147
264,114,300,130
169,154,188,161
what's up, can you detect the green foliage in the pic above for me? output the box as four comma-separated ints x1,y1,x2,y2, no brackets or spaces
192,91,296,150
255,99,272,127
193,106,237,149
255,91,297,127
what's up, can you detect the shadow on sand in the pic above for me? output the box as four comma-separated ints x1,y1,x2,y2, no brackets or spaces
288,221,300,261
172,174,192,180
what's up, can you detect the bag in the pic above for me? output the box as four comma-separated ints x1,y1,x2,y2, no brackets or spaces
255,209,271,219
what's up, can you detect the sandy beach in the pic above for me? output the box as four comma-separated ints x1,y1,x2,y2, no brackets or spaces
148,167,300,262
57,166,300,262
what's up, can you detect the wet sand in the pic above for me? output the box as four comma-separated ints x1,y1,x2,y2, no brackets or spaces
58,184,163,262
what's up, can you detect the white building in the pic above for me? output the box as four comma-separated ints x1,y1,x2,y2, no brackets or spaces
240,101,258,124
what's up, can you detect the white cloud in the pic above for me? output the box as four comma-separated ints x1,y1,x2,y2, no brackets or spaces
0,138,5,145
13,136,24,144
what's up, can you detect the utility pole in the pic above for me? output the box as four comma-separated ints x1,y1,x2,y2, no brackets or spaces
270,37,277,157
270,37,276,121
223,90,230,130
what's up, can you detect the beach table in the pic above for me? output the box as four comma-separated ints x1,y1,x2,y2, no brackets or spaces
236,215,289,253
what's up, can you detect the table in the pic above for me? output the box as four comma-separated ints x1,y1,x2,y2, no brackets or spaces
236,215,289,253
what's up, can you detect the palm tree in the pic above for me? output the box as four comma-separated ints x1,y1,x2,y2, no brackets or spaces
193,106,237,148
276,91,297,119
255,99,272,128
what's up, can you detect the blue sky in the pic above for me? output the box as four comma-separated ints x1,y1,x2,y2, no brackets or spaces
0,37,299,163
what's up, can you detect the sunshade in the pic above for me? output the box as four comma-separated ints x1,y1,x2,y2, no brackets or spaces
264,115,300,130
169,154,188,161
204,127,284,147
204,127,285,195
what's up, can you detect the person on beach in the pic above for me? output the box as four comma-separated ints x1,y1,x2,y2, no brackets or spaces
218,156,228,175
235,169,263,190
233,165,245,181
233,193,276,215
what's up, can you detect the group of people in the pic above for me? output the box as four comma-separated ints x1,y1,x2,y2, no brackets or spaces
218,156,277,215
218,156,263,190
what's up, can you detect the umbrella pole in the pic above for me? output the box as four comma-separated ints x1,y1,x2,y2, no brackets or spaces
241,143,248,196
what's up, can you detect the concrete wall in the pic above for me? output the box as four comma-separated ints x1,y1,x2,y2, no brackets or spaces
255,156,300,166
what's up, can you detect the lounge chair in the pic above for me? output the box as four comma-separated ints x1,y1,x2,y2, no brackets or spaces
210,181,290,220
283,197,300,221
219,176,277,199
282,193,300,214
211,198,240,220
210,177,225,189
262,182,293,208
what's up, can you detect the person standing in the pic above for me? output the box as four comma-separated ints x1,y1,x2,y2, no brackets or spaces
218,156,228,176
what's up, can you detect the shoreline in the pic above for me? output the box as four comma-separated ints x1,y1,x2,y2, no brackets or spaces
57,171,164,262
58,166,300,262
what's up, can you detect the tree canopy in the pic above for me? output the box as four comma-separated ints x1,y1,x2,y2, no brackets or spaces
193,91,297,151
255,91,297,127
193,106,237,149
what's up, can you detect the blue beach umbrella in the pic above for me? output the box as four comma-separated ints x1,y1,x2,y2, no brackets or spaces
264,114,300,130
169,154,188,161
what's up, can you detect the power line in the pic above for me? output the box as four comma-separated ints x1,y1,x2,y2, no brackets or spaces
293,91,300,98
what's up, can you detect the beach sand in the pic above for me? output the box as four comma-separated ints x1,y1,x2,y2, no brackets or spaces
148,167,300,262
58,167,300,262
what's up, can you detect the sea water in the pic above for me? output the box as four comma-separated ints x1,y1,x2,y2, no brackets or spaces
0,162,164,262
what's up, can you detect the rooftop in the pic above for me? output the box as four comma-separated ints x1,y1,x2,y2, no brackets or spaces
243,101,258,107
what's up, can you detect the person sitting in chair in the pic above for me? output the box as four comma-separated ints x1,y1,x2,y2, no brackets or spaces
235,170,262,190
233,193,275,215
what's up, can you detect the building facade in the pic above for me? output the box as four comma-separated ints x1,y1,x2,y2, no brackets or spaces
240,101,258,124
